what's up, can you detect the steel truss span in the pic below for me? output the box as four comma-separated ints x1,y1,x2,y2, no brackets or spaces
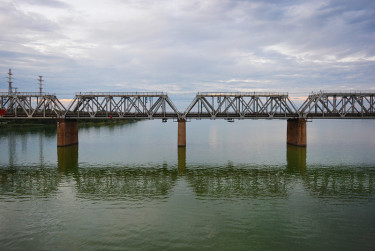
299,92,375,119
64,92,180,119
0,92,65,118
184,92,298,119
0,91,375,119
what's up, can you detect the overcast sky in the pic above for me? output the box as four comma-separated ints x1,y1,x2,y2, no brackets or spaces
0,0,374,101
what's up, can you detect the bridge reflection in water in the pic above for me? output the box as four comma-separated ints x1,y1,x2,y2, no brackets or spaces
0,168,61,197
178,147,186,174
286,145,307,174
1,146,373,201
57,145,79,172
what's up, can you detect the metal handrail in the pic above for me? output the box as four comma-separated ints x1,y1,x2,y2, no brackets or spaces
75,92,167,96
0,92,56,96
197,92,289,96
309,90,375,95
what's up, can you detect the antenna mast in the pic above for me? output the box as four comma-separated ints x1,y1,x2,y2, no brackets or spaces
38,76,43,94
8,69,12,94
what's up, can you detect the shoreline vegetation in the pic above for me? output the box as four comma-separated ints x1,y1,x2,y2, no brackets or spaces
0,119,137,130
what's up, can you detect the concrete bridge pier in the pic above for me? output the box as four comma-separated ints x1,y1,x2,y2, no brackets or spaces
287,118,306,147
178,119,186,147
57,119,78,147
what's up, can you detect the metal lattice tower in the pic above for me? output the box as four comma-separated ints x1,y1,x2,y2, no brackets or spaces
8,69,12,94
38,76,43,94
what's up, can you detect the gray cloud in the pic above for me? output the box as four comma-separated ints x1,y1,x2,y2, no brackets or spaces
17,0,70,8
0,0,374,101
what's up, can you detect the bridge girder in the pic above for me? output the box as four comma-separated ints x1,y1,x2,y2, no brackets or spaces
0,92,66,118
1,91,375,120
184,92,298,119
298,92,375,118
64,92,180,119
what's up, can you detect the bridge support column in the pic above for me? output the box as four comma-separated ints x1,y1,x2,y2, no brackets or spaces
287,118,306,147
178,119,186,147
57,119,78,147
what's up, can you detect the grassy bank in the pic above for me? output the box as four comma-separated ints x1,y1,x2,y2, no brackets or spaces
0,119,137,129
0,119,56,129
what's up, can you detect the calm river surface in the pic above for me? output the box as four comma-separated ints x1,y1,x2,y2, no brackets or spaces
0,119,375,250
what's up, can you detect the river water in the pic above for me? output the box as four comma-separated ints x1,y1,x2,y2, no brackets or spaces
0,119,374,250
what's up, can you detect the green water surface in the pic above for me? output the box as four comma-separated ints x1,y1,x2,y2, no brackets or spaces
0,120,374,250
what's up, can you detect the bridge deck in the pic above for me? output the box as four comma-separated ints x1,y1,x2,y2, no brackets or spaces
0,91,374,119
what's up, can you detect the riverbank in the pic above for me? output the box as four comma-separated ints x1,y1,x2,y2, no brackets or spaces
0,119,137,129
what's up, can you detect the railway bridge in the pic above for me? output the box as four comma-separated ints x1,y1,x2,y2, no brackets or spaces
1,91,374,147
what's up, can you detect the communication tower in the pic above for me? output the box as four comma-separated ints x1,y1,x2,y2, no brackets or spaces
38,76,43,94
8,69,12,94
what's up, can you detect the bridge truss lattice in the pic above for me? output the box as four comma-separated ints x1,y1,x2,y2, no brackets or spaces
298,92,375,118
184,92,298,120
0,92,66,118
64,92,180,119
1,91,375,120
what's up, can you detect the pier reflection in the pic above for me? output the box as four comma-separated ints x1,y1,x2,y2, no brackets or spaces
1,141,374,201
286,145,307,174
57,145,79,172
178,147,186,174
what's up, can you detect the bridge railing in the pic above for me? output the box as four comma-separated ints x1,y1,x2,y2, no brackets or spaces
0,92,57,97
307,90,375,95
75,92,168,97
197,92,289,97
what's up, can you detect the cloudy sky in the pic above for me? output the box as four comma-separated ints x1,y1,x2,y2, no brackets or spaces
0,0,374,103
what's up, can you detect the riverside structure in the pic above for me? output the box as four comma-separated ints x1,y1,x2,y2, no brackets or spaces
1,91,374,147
